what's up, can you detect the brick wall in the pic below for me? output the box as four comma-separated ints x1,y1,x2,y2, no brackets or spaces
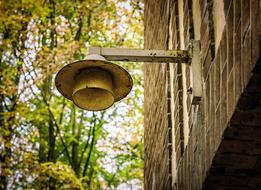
144,0,260,189
203,59,261,189
144,0,171,189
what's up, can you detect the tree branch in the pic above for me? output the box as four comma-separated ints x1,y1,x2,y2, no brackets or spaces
78,112,96,168
41,95,73,166
82,112,97,177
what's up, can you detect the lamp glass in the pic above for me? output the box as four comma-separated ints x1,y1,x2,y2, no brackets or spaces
72,88,114,111
72,68,115,111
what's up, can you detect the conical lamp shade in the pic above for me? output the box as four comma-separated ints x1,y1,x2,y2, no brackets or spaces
55,54,133,111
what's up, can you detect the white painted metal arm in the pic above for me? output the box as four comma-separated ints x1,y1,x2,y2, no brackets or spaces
89,47,191,64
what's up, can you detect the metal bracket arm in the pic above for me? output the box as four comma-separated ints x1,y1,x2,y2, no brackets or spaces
191,40,202,104
89,47,191,64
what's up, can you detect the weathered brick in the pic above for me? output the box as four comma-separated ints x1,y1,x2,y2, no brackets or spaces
219,139,261,155
223,0,233,17
200,9,211,58
231,110,261,127
227,3,234,74
242,29,252,88
176,144,182,167
209,122,215,161
205,175,248,187
248,177,261,188
221,29,227,66
175,126,182,149
227,68,235,120
215,105,221,142
185,66,190,87
174,109,180,132
241,0,250,36
213,153,257,169
192,148,200,190
205,129,211,169
237,94,260,110
234,21,242,101
200,122,207,180
209,64,215,127
199,0,208,19
183,151,189,190
214,51,221,109
183,12,189,40
234,0,241,29
205,76,210,128
251,0,260,67
188,109,193,130
203,48,213,80
245,72,261,94
225,125,261,141
220,64,228,131
187,153,193,190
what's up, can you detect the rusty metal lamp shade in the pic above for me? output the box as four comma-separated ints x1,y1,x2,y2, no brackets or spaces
55,54,133,111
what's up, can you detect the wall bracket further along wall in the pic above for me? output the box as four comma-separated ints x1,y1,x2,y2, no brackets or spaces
191,40,202,104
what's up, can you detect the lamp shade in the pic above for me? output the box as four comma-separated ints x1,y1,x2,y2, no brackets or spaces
55,54,133,111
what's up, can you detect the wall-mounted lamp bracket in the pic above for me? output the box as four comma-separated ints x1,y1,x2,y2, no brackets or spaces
89,47,191,64
55,45,197,111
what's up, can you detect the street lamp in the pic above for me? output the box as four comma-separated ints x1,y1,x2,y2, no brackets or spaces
55,44,199,111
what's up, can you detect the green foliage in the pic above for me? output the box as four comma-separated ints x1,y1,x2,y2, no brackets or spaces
0,0,144,189
35,162,83,190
